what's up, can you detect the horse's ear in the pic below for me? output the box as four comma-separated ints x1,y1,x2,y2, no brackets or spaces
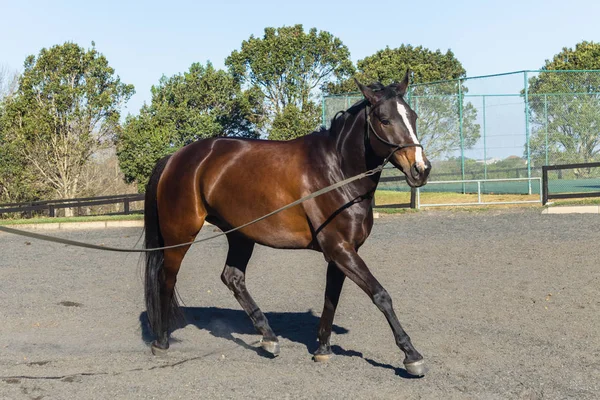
396,69,411,96
355,78,378,104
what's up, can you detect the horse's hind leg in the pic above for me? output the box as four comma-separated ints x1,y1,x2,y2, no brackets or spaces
314,261,346,362
150,245,189,355
150,217,205,355
220,233,279,356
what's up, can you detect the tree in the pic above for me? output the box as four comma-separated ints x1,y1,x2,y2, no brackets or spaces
1,42,134,204
226,24,354,140
269,102,321,141
0,114,40,203
527,41,600,173
0,66,30,203
326,45,480,160
326,45,465,94
116,62,263,191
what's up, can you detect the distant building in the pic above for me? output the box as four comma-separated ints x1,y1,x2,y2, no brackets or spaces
475,157,501,165
504,155,527,165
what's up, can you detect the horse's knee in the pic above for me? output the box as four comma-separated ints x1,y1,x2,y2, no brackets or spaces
221,266,245,292
372,289,393,312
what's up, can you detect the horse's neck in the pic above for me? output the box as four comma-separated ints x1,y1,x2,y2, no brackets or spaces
334,106,383,192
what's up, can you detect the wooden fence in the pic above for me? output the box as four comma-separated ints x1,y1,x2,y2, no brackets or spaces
0,194,145,218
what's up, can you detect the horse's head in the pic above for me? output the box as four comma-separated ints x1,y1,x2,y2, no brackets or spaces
356,72,431,188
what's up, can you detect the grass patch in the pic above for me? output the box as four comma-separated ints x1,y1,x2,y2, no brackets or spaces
375,207,416,214
547,197,600,206
375,190,541,206
0,214,143,226
374,191,412,206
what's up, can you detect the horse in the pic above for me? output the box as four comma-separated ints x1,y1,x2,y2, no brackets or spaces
143,71,432,377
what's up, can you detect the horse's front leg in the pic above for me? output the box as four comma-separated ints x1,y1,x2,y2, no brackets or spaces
327,243,426,377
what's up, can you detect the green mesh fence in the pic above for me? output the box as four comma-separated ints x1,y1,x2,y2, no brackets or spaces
323,70,600,196
546,165,600,196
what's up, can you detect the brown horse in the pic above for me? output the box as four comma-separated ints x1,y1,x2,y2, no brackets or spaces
143,72,431,376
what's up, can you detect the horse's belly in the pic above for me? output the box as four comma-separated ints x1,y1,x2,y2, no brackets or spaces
207,202,314,249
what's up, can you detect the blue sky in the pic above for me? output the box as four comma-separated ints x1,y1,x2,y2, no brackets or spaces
1,0,599,117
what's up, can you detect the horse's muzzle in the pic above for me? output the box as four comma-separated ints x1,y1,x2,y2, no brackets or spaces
408,160,431,188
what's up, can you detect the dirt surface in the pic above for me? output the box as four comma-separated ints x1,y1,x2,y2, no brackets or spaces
0,208,598,399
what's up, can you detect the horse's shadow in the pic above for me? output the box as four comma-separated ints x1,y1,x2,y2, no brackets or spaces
139,307,346,355
139,307,419,378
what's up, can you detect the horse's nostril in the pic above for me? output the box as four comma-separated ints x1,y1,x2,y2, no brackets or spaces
411,164,420,178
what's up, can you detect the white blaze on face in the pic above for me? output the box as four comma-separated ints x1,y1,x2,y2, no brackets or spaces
396,100,425,169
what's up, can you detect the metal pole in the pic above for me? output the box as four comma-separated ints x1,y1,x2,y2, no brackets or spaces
458,79,465,193
483,95,487,180
524,72,532,195
321,95,326,127
414,97,419,138
544,94,549,166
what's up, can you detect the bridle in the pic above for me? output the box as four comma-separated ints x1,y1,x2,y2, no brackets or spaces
364,99,423,162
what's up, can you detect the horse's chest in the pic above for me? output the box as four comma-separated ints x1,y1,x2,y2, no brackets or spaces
313,203,374,247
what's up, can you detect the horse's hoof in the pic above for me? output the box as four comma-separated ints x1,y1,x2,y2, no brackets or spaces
313,353,332,362
151,342,168,357
260,339,280,356
404,359,427,377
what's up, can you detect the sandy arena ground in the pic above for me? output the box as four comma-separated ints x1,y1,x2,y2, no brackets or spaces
0,208,598,399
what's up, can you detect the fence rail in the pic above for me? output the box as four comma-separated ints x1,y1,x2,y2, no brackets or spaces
0,194,144,218
416,177,542,208
9,162,600,217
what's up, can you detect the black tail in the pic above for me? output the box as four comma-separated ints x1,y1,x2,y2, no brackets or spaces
144,155,180,338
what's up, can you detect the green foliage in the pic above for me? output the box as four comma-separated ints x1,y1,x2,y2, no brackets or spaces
116,62,263,191
269,103,320,141
326,45,479,160
1,42,133,201
226,24,354,139
325,45,465,94
0,114,41,203
527,41,600,172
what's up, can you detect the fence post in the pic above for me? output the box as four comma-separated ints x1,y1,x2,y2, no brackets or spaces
483,95,487,180
49,205,55,218
542,166,549,205
524,71,532,195
544,94,549,166
321,95,326,127
410,187,416,209
458,79,465,193
124,198,130,214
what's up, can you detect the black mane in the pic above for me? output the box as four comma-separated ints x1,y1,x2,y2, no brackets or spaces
314,81,402,139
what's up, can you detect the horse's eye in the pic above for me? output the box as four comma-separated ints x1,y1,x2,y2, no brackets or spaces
380,119,391,126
